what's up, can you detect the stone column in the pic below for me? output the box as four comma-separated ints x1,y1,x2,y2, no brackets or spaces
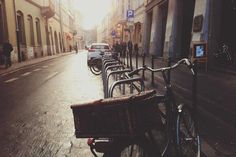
164,0,184,58
142,12,152,54
149,6,159,55
149,5,166,56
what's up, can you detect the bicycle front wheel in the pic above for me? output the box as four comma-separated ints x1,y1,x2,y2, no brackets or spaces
176,106,201,157
90,59,102,75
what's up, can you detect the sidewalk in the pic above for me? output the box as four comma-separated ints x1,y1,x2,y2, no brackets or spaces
121,54,236,157
0,52,74,75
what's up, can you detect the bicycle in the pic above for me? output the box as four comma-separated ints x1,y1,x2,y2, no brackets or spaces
213,42,233,65
88,51,121,75
71,58,201,157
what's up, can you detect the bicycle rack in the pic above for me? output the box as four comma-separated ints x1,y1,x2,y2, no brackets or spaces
108,77,145,97
106,69,131,98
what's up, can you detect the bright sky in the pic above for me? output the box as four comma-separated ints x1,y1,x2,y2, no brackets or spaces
74,0,111,29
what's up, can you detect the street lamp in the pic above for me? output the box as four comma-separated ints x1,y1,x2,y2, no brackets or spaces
13,0,22,62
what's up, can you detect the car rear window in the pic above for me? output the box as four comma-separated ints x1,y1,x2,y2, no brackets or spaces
91,45,109,49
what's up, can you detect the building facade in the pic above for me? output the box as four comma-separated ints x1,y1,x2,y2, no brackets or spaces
141,0,236,69
0,0,18,63
74,11,85,50
132,0,145,53
0,0,76,64
99,0,145,48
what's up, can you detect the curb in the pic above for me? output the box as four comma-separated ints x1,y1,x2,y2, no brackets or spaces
0,52,74,75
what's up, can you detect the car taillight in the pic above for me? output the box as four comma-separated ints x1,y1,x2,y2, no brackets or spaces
88,49,95,52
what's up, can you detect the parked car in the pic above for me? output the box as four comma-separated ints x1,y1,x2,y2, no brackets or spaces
87,43,112,66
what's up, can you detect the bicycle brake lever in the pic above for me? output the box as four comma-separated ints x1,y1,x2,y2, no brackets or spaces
184,59,195,75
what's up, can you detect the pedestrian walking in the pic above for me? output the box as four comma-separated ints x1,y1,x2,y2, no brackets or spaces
121,42,127,57
128,40,133,53
114,41,121,59
134,43,138,54
3,42,13,69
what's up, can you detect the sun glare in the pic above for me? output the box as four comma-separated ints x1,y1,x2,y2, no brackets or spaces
74,0,111,30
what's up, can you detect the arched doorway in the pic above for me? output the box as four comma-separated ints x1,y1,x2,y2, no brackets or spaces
54,31,59,54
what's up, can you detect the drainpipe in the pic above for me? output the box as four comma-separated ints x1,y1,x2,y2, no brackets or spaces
45,18,51,55
13,0,22,62
59,0,65,52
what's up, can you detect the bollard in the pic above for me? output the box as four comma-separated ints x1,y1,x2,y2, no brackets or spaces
130,83,133,94
151,55,155,85
167,57,172,84
136,52,138,69
192,59,198,124
134,44,139,69
126,50,129,68
122,74,125,95
123,51,125,65
142,53,146,79
129,50,133,71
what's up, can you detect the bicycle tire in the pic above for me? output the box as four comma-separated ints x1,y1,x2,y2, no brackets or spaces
90,59,102,75
176,106,201,157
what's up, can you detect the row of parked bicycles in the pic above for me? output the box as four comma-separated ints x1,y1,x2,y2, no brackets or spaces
71,50,201,157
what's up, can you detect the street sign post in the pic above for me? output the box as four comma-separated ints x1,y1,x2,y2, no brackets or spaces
127,10,134,22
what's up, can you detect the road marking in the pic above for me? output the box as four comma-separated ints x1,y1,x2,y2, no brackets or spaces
1,68,23,76
4,78,19,83
45,72,58,80
33,68,41,72
21,72,32,76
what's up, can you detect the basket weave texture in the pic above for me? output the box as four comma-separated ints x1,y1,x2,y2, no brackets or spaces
71,90,163,138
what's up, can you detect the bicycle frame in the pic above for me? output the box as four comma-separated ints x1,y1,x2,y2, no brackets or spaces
126,58,200,157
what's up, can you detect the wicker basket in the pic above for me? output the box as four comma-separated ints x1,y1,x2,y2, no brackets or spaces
71,90,164,138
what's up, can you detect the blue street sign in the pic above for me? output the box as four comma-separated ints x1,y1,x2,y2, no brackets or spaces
127,10,134,18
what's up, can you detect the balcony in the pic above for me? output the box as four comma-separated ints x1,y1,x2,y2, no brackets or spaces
41,0,55,18
25,0,56,18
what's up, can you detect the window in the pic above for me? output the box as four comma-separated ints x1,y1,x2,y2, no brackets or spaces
35,18,42,45
27,15,34,45
17,11,26,44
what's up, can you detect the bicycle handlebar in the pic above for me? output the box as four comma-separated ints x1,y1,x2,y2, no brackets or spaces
128,58,195,77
